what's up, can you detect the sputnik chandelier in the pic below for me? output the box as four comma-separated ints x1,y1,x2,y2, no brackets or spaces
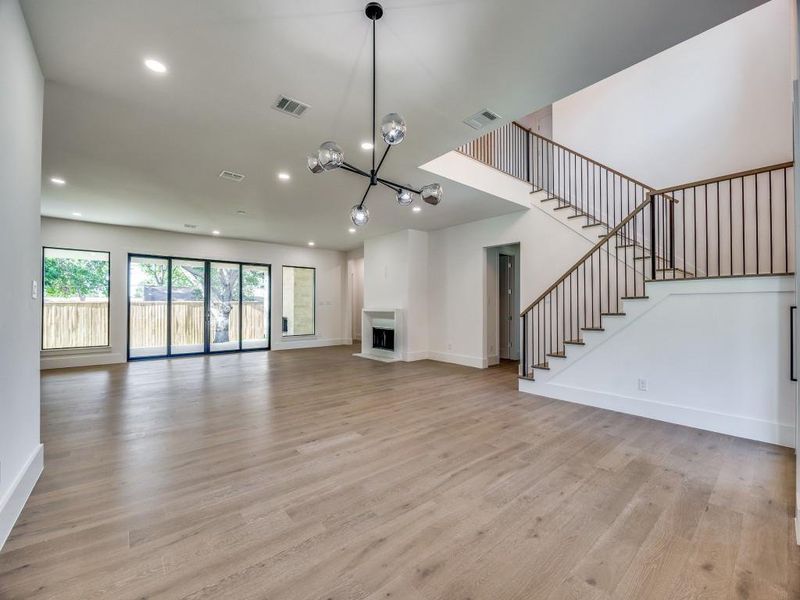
306,1,443,227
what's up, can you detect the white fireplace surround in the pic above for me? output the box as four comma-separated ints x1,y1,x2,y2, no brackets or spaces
356,308,404,362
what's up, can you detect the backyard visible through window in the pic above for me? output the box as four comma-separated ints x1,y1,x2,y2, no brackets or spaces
42,247,110,349
282,266,315,336
128,254,271,358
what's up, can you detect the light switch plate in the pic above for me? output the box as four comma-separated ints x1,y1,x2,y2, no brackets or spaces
31,280,38,299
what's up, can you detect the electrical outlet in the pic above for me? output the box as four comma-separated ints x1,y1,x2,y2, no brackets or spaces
637,378,648,392
31,280,38,299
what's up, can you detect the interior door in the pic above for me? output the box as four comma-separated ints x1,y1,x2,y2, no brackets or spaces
499,254,513,360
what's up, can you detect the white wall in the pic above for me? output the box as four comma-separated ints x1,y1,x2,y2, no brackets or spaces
419,153,600,368
0,0,44,549
521,276,797,447
348,256,364,341
363,229,430,360
552,0,794,189
40,217,351,369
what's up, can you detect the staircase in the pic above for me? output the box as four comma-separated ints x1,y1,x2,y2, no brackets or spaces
458,122,795,381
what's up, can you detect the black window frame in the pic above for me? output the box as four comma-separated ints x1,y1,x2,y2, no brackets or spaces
281,265,316,337
41,246,111,351
126,253,271,361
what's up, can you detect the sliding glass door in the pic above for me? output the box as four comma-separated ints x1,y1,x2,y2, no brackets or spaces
128,254,270,359
128,256,169,358
170,259,206,355
209,262,241,353
242,265,270,349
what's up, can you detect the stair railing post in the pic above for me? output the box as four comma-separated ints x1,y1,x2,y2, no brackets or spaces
668,198,675,269
649,192,657,279
521,312,528,377
525,129,531,188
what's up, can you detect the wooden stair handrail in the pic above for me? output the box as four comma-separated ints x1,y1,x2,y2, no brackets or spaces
521,158,795,316
511,121,678,204
651,161,794,195
520,193,654,316
510,121,655,192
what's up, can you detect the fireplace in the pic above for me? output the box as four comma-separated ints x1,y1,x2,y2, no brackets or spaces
372,327,395,351
358,308,402,362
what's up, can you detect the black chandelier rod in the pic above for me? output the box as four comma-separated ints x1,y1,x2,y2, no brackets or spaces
372,15,376,173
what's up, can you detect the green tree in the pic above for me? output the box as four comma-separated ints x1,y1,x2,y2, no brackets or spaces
44,257,108,301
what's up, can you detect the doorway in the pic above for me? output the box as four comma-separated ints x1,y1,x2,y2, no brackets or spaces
499,254,516,360
127,254,270,359
485,243,520,366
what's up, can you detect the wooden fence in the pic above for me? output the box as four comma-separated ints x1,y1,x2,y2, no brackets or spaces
43,301,109,349
43,301,268,350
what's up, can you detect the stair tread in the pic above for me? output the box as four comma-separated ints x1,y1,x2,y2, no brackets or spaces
564,339,585,345
518,374,536,382
546,352,567,358
567,213,587,219
601,312,626,316
539,197,560,202
532,362,550,370
621,295,649,300
553,205,574,211
582,222,604,228
581,327,605,331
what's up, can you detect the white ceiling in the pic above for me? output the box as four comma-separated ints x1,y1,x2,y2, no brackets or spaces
22,0,767,251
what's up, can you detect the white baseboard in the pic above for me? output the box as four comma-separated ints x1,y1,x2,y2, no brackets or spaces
519,379,794,447
428,351,484,369
272,338,351,351
0,444,43,551
41,351,125,370
405,350,431,362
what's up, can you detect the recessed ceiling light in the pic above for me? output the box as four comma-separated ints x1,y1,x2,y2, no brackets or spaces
308,241,315,246
212,230,221,236
412,206,422,213
361,142,374,150
278,172,290,181
236,210,247,215
72,212,82,217
50,177,66,185
144,58,168,74
348,228,356,234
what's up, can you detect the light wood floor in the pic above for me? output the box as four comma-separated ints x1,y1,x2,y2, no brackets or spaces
1,345,798,599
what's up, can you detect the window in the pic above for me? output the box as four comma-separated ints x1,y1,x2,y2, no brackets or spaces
42,247,110,349
282,266,315,336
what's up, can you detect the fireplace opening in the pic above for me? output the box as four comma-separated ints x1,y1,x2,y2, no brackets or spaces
372,327,395,351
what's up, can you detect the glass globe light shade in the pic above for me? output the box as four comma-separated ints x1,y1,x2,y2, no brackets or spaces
350,204,370,227
396,188,413,206
307,154,324,174
420,183,443,205
317,141,344,171
380,113,407,145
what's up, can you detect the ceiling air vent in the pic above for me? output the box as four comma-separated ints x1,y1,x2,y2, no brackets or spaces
272,94,310,118
463,108,501,130
219,170,245,183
